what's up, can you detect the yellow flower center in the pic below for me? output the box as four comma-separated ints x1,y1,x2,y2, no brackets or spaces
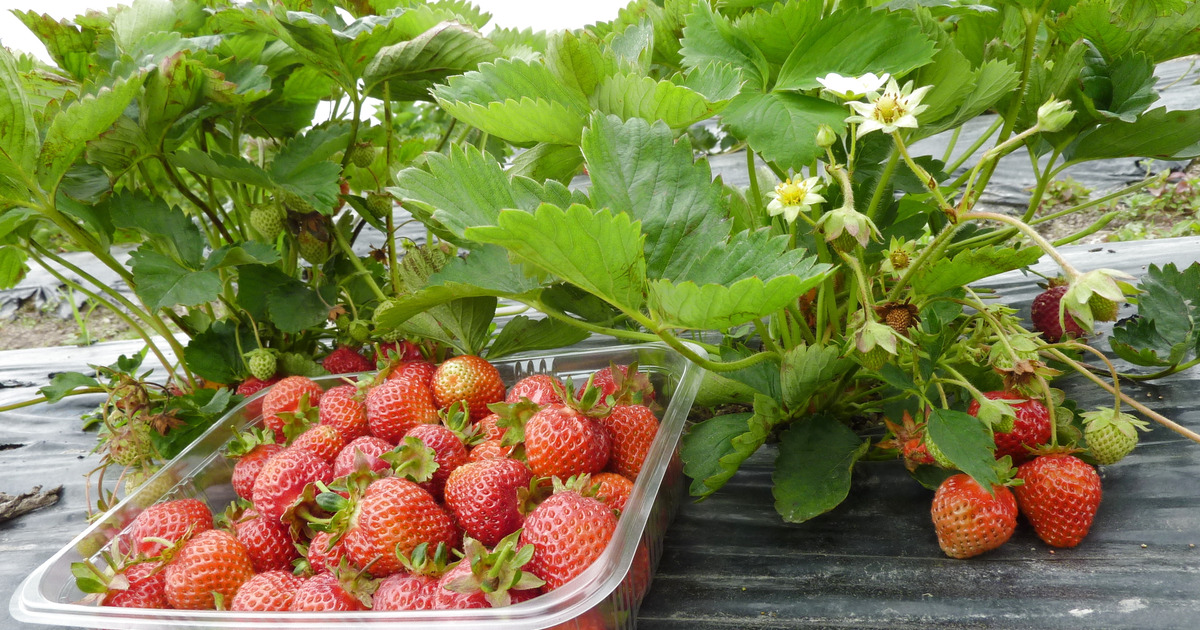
889,249,911,270
875,95,900,123
775,179,807,206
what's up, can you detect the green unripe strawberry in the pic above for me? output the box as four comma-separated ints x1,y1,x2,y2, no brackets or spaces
107,421,155,467
125,466,176,508
923,432,955,469
297,231,331,265
1088,294,1118,322
347,320,371,343
856,345,889,371
277,189,315,214
348,142,375,168
244,348,277,381
1082,408,1149,465
366,192,393,219
830,231,858,253
249,204,284,241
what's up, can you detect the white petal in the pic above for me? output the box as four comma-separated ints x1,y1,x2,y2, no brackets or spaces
767,198,784,216
857,120,885,137
908,84,934,105
846,101,875,116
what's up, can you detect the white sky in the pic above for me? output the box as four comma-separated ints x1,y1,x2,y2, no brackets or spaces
0,0,630,65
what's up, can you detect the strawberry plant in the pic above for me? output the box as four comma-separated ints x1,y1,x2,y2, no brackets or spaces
367,0,1200,556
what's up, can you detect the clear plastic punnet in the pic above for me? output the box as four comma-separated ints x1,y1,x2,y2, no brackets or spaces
11,341,704,630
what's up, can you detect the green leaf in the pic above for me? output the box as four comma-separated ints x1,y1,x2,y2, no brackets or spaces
104,192,206,269
486,315,590,360
911,246,1041,296
128,247,222,311
780,344,847,412
507,143,583,184
926,408,1000,489
719,91,848,172
608,19,655,75
204,243,281,270
731,0,822,67
682,394,785,498
545,29,614,97
1068,107,1200,161
168,148,274,189
581,115,728,280
437,296,497,357
269,278,337,334
775,8,938,91
1110,262,1199,366
772,414,869,523
112,0,181,51
466,204,647,313
10,11,98,81
909,40,974,129
363,21,500,101
717,343,782,400
270,124,349,211
920,59,1020,137
679,1,769,90
648,272,827,331
38,371,100,403
38,74,145,193
593,73,728,129
680,61,745,104
234,264,290,323
391,144,519,244
0,246,26,290
0,47,39,187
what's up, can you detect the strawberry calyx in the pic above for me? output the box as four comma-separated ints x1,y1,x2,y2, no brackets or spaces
380,436,440,484
395,541,453,578
603,361,655,406
486,399,541,446
223,427,276,459
1023,443,1084,459
516,476,553,516
554,474,600,499
275,392,319,443
440,401,484,446
442,531,545,608
333,556,380,609
551,375,612,419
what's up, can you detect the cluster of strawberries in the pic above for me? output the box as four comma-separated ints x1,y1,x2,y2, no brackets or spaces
78,353,660,622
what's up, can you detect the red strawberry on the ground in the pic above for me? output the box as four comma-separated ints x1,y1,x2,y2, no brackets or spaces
600,404,659,480
101,561,167,609
319,383,369,442
234,509,300,573
505,374,564,406
525,404,611,480
291,424,346,464
305,530,348,575
930,473,1018,559
1014,454,1103,548
592,471,634,514
431,355,506,418
333,435,395,478
251,447,333,523
164,529,256,610
520,487,618,591
128,498,214,557
337,476,460,577
230,570,305,612
323,346,374,375
444,457,533,547
261,376,323,440
968,391,1051,463
1031,284,1086,343
288,571,367,611
366,368,439,443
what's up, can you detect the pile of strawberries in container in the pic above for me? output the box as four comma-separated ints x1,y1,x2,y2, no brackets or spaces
75,351,660,623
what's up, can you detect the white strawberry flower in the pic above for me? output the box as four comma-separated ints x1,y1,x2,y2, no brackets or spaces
817,72,890,100
844,78,933,138
767,176,825,223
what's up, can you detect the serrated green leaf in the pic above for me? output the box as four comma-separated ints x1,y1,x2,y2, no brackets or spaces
780,344,847,412
545,29,614,97
363,21,500,101
37,371,100,403
909,40,974,130
507,143,583,184
436,296,497,357
680,61,744,103
680,0,769,90
269,278,336,334
128,247,222,311
204,243,281,270
234,264,288,323
0,246,26,290
0,47,39,186
112,0,181,51
486,315,590,360
1109,318,1179,367
593,73,726,129
926,408,1000,489
270,123,350,181
772,414,869,523
1110,262,1200,366
582,115,728,280
668,228,829,286
466,204,647,313
10,11,98,81
911,246,1041,296
648,273,825,330
608,20,655,75
391,144,518,243
921,59,1019,137
37,74,145,194
731,0,822,67
719,91,848,172
104,191,205,269
1067,107,1200,161
85,116,151,176
168,148,274,189
681,411,754,497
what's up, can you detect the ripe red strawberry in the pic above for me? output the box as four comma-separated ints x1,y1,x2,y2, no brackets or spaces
251,447,333,524
386,360,437,382
340,477,460,576
1031,285,1085,343
525,404,611,480
505,374,564,406
288,571,366,611
520,489,618,591
468,438,514,462
592,472,634,514
590,363,655,405
236,375,282,398
318,383,368,442
431,355,506,418
1014,454,1102,548
600,404,659,480
291,424,346,464
234,510,300,573
930,473,1018,559
164,529,255,610
367,369,439,443
405,423,469,501
476,413,506,441
128,498,214,557
261,376,323,440
437,533,544,608
101,561,167,609
230,570,304,612
373,572,441,611
306,530,348,575
968,391,1051,462
231,443,283,501
323,346,374,375
333,435,395,478
444,457,533,547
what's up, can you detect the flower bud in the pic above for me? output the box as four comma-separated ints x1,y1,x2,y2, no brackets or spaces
815,124,837,149
1037,98,1075,133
